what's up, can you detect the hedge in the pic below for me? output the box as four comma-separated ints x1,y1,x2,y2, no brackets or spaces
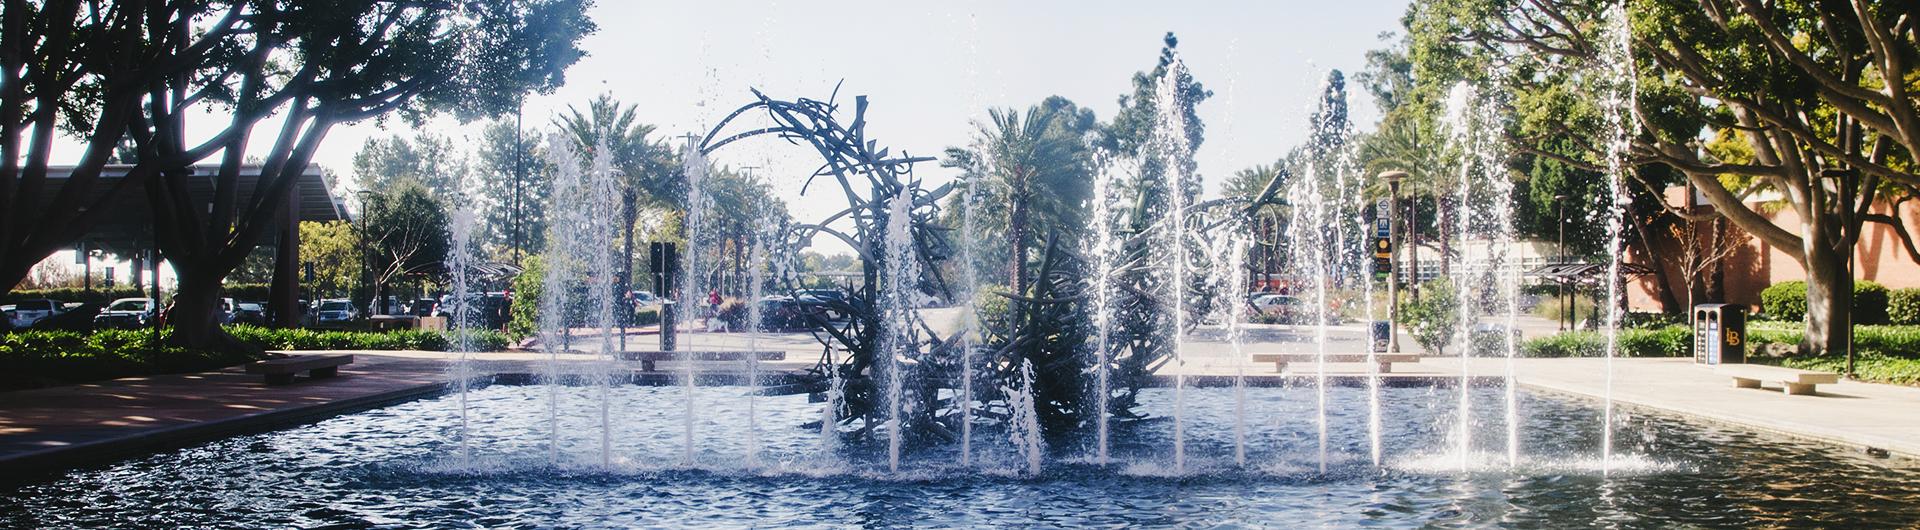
1758,280,1889,323
225,324,508,352
0,328,253,390
1890,288,1920,325
1,325,510,390
1519,325,1692,358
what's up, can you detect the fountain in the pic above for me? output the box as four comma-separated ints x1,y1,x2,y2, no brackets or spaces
1597,2,1639,475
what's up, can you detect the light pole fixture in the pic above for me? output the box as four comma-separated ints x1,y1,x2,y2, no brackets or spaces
1380,170,1408,353
1555,193,1569,331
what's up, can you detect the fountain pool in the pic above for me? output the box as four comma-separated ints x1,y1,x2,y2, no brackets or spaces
5,383,1920,528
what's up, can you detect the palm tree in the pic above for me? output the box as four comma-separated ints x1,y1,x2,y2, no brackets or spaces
1357,112,1452,286
554,94,677,310
975,103,1087,295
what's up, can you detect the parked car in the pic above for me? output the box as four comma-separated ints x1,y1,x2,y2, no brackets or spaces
1249,294,1306,323
231,302,267,325
7,299,64,329
94,298,156,329
36,302,101,331
313,299,360,329
218,297,238,323
630,290,658,306
411,298,439,318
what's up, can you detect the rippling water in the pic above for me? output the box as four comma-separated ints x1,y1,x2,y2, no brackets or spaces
4,383,1919,528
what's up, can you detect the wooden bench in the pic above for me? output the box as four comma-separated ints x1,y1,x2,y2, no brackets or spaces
1251,353,1419,373
246,354,354,385
614,350,786,372
1716,363,1840,395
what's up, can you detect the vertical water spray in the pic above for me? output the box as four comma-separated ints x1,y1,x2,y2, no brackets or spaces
1086,155,1129,466
1210,232,1251,467
1153,56,1198,475
537,133,585,464
1006,358,1043,476
745,232,768,469
586,139,621,469
1444,83,1477,472
882,186,918,474
447,206,477,465
956,166,982,469
679,141,712,467
1598,2,1639,476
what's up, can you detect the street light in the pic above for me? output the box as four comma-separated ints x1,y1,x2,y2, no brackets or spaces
1555,193,1569,331
1380,170,1408,353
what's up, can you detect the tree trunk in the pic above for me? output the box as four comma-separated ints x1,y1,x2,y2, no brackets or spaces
1803,236,1851,357
1437,197,1452,278
1009,179,1030,296
166,271,255,354
1407,199,1422,301
1628,207,1681,313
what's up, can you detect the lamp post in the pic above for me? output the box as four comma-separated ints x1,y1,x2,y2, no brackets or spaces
1381,170,1408,353
355,190,377,317
1555,193,1569,331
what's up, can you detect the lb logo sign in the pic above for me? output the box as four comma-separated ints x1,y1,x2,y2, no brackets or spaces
1725,329,1741,346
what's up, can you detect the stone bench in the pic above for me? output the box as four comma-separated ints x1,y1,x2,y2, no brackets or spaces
245,354,354,385
1716,363,1840,395
1250,353,1420,373
614,350,786,372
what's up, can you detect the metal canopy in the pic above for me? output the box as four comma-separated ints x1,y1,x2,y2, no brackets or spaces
38,164,347,257
1525,262,1654,285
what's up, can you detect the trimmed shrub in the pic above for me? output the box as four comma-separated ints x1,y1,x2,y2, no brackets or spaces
1855,280,1890,324
1890,288,1920,325
0,328,253,390
225,324,506,352
1757,279,1890,323
1760,280,1808,321
506,257,544,339
1521,325,1691,358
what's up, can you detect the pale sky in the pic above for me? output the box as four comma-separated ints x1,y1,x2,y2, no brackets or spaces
50,0,1413,258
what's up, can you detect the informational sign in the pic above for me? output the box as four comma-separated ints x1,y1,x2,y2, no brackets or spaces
1372,198,1392,282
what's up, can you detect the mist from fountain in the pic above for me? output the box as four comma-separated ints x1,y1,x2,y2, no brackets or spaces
745,232,768,469
536,133,585,465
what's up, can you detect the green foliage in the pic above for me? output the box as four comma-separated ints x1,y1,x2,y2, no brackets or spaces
300,221,362,299
4,287,152,305
632,307,660,327
1758,280,1888,323
224,325,507,352
1520,325,1691,358
507,256,546,339
360,181,452,289
1397,279,1459,354
1529,293,1596,324
1761,280,1808,321
0,328,253,390
1856,281,1890,325
1889,288,1920,325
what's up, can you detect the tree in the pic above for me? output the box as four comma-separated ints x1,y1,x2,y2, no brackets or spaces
352,133,469,201
1100,32,1213,214
553,94,677,307
114,0,592,351
0,1,240,301
1414,0,1919,356
359,182,450,313
298,221,360,299
474,118,552,261
955,97,1098,294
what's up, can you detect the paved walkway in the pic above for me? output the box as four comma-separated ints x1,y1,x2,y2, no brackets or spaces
4,326,1919,473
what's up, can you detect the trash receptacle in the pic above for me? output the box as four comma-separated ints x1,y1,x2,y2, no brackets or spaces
1370,320,1391,353
1693,304,1746,365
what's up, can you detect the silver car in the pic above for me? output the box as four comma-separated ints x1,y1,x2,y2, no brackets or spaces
7,299,63,329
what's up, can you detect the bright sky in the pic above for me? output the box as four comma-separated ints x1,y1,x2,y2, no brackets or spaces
48,0,1413,265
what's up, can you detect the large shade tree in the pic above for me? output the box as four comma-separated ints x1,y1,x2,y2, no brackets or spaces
118,0,593,350
1411,0,1919,356
553,94,677,306
955,96,1098,295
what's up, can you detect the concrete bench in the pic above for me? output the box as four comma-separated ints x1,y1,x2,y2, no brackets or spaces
614,350,786,372
245,354,354,385
1250,353,1420,373
1716,363,1840,395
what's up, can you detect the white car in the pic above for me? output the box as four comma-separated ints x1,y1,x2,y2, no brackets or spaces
94,298,156,329
7,299,64,329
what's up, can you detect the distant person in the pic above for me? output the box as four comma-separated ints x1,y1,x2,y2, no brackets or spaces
707,288,722,314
